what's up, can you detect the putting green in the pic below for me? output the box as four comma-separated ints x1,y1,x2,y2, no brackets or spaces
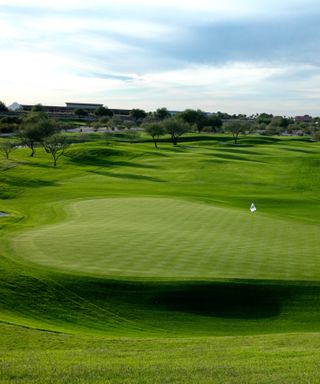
12,197,320,280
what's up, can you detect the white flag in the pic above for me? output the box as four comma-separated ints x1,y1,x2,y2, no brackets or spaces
250,203,256,213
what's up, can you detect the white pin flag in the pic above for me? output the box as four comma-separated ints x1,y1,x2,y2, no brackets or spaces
250,203,256,213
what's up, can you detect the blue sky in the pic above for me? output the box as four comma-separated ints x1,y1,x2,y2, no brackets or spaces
1,0,320,115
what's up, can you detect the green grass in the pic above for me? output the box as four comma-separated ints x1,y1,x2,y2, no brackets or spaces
2,323,320,384
1,134,320,382
11,197,320,280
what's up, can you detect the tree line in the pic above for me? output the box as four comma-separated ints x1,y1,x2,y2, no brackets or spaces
0,105,70,166
1,101,320,164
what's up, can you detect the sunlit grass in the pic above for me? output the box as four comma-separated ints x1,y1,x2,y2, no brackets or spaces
1,134,320,382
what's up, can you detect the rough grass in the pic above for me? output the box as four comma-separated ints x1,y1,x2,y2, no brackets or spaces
2,323,320,384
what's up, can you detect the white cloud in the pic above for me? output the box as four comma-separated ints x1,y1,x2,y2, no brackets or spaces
1,0,320,114
3,58,319,115
2,0,317,18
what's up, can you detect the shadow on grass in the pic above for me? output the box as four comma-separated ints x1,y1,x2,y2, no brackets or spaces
154,283,286,318
25,162,57,169
213,148,264,156
2,175,57,188
89,170,164,182
60,277,305,320
281,147,317,154
65,148,156,169
4,258,320,334
205,153,265,163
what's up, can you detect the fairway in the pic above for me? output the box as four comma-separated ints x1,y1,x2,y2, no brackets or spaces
2,135,320,383
12,197,320,279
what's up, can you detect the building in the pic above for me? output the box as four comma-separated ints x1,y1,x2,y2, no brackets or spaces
12,102,131,118
65,102,103,111
295,115,313,123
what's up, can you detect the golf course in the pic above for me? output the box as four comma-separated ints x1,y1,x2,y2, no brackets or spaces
1,133,320,383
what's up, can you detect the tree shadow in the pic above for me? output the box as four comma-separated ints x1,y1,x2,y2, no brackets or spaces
66,150,156,169
2,175,57,188
25,162,57,169
89,170,164,182
205,153,265,163
213,148,263,156
281,147,317,154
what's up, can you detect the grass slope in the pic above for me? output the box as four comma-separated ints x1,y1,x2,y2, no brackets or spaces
2,323,320,384
1,134,320,381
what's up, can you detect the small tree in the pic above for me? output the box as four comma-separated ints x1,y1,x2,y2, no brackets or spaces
94,106,113,117
178,109,207,133
0,140,16,159
0,116,21,134
130,108,147,124
143,122,165,148
154,107,171,121
206,114,223,132
107,116,123,131
19,113,58,156
162,118,189,145
42,134,70,166
224,121,249,144
74,108,88,119
31,104,44,113
0,101,8,112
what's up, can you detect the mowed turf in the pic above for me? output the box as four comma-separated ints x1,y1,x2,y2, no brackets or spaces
12,197,320,280
2,135,320,382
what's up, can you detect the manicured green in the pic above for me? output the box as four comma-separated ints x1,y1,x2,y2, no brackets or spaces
11,197,320,280
1,134,320,382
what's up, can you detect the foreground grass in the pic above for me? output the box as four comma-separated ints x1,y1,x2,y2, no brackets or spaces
1,323,320,384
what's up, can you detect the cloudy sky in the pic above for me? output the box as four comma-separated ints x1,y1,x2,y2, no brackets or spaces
1,0,320,115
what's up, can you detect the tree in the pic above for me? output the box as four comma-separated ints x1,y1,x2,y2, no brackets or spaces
42,134,70,166
154,107,171,121
92,117,109,132
31,104,44,113
130,108,147,123
19,113,58,156
143,122,165,148
0,116,21,134
0,140,16,159
224,121,249,144
268,116,292,130
178,109,208,133
0,101,8,112
312,129,320,142
256,113,273,125
107,116,123,130
162,118,189,145
206,114,223,132
94,106,113,117
74,108,88,119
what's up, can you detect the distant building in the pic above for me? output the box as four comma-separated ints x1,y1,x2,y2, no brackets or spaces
13,102,131,118
295,115,312,123
65,102,103,111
